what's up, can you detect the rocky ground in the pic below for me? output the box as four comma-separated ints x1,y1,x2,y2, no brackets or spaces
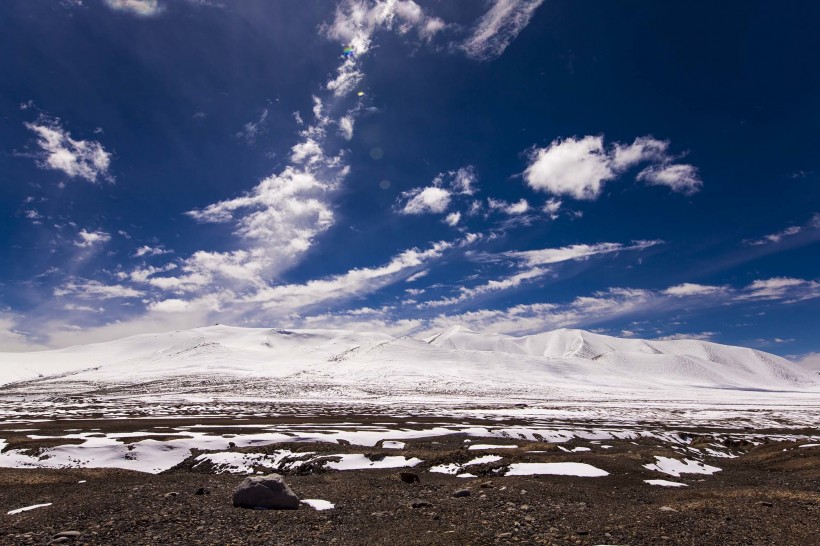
1,419,819,546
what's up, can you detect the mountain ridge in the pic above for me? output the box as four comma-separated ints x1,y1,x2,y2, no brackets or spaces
0,325,815,395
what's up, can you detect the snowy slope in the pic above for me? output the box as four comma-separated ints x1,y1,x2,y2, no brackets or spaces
0,325,816,397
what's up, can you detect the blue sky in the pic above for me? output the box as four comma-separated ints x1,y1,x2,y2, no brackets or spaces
1,0,818,360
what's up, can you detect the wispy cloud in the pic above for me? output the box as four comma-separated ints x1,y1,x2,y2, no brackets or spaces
54,280,144,300
743,213,820,246
24,116,113,183
738,277,820,302
236,108,269,144
133,245,173,258
395,166,477,215
75,229,111,248
419,240,661,308
654,331,717,341
663,283,725,297
461,0,544,61
103,0,162,17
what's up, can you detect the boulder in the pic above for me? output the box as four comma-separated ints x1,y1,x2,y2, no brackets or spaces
232,474,299,510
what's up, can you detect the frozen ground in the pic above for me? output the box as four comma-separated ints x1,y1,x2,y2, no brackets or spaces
0,325,818,475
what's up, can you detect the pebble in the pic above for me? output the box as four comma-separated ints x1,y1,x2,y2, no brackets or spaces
453,489,470,498
54,531,81,538
164,492,179,499
659,506,678,512
410,500,432,508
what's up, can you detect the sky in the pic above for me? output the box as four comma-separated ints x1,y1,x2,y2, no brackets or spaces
1,0,818,363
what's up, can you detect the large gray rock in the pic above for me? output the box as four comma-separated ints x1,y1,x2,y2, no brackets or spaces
232,474,299,510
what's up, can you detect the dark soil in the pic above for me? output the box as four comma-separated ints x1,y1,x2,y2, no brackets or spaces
1,415,819,546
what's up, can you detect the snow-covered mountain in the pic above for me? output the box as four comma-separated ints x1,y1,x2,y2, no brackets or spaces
0,325,816,398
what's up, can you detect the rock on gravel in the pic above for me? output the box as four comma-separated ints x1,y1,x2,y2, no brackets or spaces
399,472,419,483
453,489,470,498
232,474,300,510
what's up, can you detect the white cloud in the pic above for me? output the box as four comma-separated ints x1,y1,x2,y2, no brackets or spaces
186,166,338,276
524,136,615,200
103,0,161,16
245,240,455,312
395,166,477,216
636,164,702,195
418,287,656,337
612,136,670,170
449,166,477,195
655,331,717,341
324,0,446,57
398,186,451,214
25,116,112,183
422,267,550,308
338,115,355,140
744,215,820,246
663,283,724,297
75,229,111,248
444,211,461,226
487,198,529,215
135,249,267,293
133,245,173,258
420,241,660,308
147,293,223,314
54,280,144,300
523,135,700,199
739,277,820,302
746,226,802,246
542,198,562,219
406,270,429,282
502,240,660,267
64,304,104,313
461,0,544,61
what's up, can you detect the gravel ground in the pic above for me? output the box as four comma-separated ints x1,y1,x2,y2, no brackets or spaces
1,424,818,546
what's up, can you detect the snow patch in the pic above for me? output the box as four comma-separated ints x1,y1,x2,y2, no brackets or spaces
644,456,721,477
302,499,334,510
7,503,52,515
644,479,688,487
506,462,608,477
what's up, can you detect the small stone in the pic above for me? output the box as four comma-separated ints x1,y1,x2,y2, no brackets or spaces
756,501,773,507
480,481,494,488
659,506,678,512
399,472,420,484
195,487,210,495
497,532,512,538
411,500,432,508
164,492,179,499
54,531,81,538
453,489,470,498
